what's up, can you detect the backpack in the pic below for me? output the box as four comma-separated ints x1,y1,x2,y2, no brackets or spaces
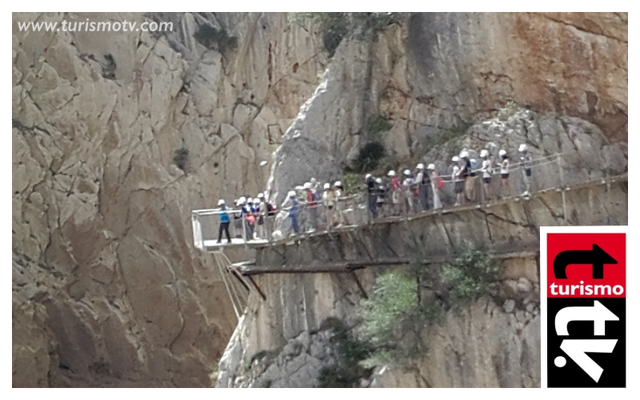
437,177,445,189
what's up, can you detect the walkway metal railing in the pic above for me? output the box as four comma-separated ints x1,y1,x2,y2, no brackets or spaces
192,153,621,250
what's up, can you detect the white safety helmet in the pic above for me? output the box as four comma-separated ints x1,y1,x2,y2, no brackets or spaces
480,149,489,158
218,199,225,206
254,198,261,204
324,183,330,190
238,196,246,205
288,190,296,198
247,197,253,203
499,149,507,157
257,193,264,199
375,178,382,184
403,169,411,176
452,156,460,162
417,163,425,170
310,177,317,184
334,181,342,187
519,144,528,152
365,173,372,180
427,163,435,170
304,182,312,190
388,170,396,177
460,150,469,159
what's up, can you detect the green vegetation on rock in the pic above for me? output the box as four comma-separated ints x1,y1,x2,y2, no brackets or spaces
288,13,404,56
316,317,373,388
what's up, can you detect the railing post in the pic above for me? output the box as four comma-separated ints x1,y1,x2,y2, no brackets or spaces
241,212,247,246
557,153,567,223
192,212,203,250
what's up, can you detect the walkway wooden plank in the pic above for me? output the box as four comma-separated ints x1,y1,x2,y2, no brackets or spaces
236,250,539,276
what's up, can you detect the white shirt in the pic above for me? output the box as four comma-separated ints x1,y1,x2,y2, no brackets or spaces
482,159,492,178
500,159,509,175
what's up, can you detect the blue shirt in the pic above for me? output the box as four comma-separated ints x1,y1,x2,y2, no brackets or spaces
220,206,230,223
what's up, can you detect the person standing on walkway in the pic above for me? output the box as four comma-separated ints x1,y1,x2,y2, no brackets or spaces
282,190,300,235
366,174,378,220
402,169,415,214
480,149,493,202
216,199,232,244
322,182,335,230
415,163,430,211
375,177,386,217
460,151,476,203
428,164,443,210
388,170,401,216
498,149,510,198
256,194,268,240
519,144,532,196
333,181,345,227
451,156,465,206
304,182,318,232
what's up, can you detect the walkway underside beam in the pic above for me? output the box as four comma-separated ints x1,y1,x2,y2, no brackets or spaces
237,250,539,276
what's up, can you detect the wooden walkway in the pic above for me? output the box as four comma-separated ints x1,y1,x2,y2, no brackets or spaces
232,250,539,276
245,173,628,249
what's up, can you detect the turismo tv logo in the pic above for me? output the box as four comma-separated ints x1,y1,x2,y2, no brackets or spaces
545,232,626,388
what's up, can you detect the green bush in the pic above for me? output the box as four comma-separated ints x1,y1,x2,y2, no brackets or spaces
194,24,238,54
351,141,385,173
367,115,392,139
288,13,404,56
359,271,428,367
288,13,348,56
441,241,501,310
317,318,373,388
173,147,189,171
341,172,362,196
416,122,470,158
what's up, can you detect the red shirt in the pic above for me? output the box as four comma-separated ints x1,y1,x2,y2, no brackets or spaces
307,190,317,206
391,177,401,191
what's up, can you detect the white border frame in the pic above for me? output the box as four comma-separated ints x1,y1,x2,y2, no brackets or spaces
540,225,630,390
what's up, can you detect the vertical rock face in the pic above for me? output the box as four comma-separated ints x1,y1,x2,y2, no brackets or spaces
12,12,326,387
221,12,627,388
269,12,627,201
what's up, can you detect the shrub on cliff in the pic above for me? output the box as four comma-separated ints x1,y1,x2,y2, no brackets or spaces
288,13,404,56
359,271,428,366
441,241,500,310
194,24,238,54
350,141,385,173
317,317,373,388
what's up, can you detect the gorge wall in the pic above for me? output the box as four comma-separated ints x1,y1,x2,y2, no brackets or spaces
216,177,627,388
222,12,628,388
13,12,627,388
12,12,326,387
269,12,627,202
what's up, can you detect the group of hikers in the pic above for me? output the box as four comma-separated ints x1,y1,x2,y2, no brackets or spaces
215,193,277,244
364,143,533,218
215,143,534,244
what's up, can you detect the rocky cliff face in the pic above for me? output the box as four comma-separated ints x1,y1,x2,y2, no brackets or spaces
216,176,627,388
269,12,627,202
12,12,326,387
220,12,627,388
13,11,627,388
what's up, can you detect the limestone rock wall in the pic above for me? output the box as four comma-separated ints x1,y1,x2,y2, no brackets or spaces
269,12,627,202
12,12,326,387
216,179,627,387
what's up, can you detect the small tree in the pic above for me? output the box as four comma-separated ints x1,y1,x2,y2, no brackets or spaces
441,241,501,310
359,271,425,366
